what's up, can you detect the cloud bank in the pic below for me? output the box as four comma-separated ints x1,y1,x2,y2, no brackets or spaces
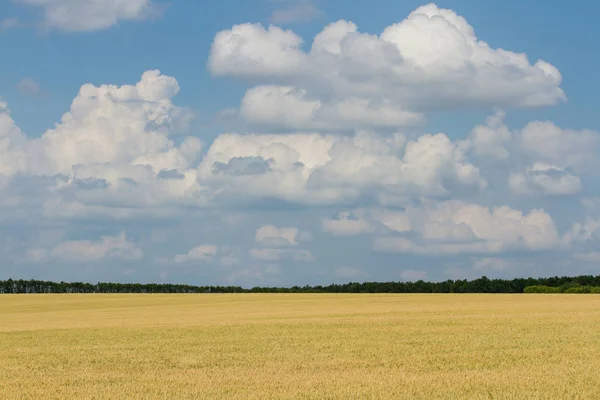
1,3,597,286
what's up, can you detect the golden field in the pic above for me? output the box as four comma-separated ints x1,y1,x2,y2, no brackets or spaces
1,294,599,399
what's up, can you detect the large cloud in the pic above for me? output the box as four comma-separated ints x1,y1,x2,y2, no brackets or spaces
16,0,164,32
520,121,600,174
372,201,561,255
239,85,424,130
0,71,207,219
509,163,582,196
0,70,483,216
199,130,485,205
210,3,564,130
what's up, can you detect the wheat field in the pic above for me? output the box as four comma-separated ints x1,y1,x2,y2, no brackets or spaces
1,294,599,399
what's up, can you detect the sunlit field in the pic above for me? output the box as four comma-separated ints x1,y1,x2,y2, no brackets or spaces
1,294,599,399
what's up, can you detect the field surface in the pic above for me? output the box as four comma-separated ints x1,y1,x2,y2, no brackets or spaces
1,294,600,399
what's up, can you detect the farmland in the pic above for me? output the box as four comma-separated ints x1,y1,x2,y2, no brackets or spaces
1,294,599,399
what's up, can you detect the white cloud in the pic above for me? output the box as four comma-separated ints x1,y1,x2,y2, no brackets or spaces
25,70,196,177
0,102,26,172
373,201,560,255
509,163,582,196
563,218,600,245
252,224,313,262
16,0,164,32
0,71,207,220
240,85,424,130
0,1,597,287
199,129,484,205
255,225,299,246
174,245,218,263
209,3,564,132
209,23,305,77
50,232,143,262
467,110,511,160
520,121,600,173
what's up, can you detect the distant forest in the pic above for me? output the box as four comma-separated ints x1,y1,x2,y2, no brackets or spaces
1,275,600,294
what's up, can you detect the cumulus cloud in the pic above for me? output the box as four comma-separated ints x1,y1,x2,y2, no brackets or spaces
199,130,484,205
519,121,600,173
16,0,165,32
209,3,564,131
0,70,207,220
255,225,299,246
25,70,196,176
252,224,313,262
49,232,143,262
467,110,512,160
373,201,561,255
174,245,218,263
239,85,424,130
563,218,600,245
0,102,28,177
0,70,480,220
509,163,582,196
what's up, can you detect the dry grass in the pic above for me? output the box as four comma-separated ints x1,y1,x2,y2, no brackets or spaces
1,294,599,399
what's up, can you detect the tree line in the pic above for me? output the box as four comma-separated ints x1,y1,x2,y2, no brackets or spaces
1,275,600,294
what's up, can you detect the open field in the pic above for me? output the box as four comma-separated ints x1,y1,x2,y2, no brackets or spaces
1,294,600,399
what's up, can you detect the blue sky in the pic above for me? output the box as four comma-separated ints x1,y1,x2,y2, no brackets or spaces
0,0,599,287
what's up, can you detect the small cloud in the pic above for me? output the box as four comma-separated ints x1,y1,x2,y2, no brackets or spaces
174,245,219,263
17,78,41,95
255,225,299,247
15,0,168,33
270,1,323,24
0,17,19,31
